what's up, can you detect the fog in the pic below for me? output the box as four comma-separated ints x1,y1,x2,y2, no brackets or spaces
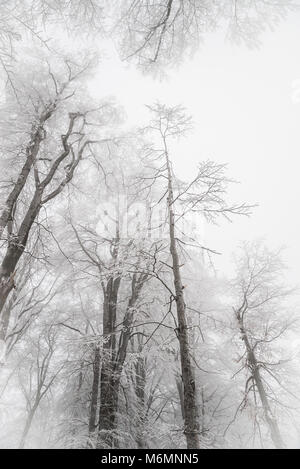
0,1,300,451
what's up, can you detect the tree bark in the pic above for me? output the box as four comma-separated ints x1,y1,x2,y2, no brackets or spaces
97,276,121,448
135,355,146,449
0,188,42,327
0,106,55,239
88,346,101,434
165,145,200,449
237,312,284,449
97,273,146,448
176,373,185,420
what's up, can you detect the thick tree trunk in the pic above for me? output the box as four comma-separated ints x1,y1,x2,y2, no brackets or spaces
88,346,101,434
113,285,141,383
0,189,42,336
97,274,146,448
135,355,146,449
0,300,14,345
97,277,120,448
237,314,284,449
165,149,200,449
98,372,118,448
176,373,185,420
0,245,24,325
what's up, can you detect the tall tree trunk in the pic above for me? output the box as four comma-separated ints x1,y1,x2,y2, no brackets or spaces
97,277,120,448
135,354,146,449
175,373,185,420
0,189,42,329
0,302,13,347
97,273,146,448
0,246,23,326
165,147,200,449
88,346,101,434
98,362,117,448
237,313,284,449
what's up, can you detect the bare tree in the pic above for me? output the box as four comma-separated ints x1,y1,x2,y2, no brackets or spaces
116,0,294,70
0,56,115,340
140,103,251,448
231,241,296,449
70,215,150,447
0,1,294,82
0,3,298,450
17,324,63,449
0,249,58,362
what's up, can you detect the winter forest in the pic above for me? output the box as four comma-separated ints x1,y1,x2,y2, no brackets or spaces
0,0,300,450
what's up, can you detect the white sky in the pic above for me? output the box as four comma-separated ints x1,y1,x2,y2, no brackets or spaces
89,12,300,282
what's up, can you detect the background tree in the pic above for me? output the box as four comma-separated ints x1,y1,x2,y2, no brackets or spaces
230,241,298,448
116,0,295,71
17,323,63,449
